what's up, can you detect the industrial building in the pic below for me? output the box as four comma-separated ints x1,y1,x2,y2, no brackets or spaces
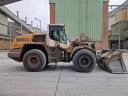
109,0,128,49
0,13,8,36
0,6,34,49
0,0,34,50
0,12,9,49
49,0,109,49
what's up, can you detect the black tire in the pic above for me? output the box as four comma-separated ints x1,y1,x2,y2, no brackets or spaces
72,49,96,72
23,49,46,72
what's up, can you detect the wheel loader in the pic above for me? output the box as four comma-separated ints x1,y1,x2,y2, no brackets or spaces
8,24,128,73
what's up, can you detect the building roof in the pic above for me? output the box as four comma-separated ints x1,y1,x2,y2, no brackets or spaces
110,0,128,17
49,0,109,3
0,0,21,6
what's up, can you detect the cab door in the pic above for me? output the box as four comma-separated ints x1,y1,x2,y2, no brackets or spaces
48,25,70,49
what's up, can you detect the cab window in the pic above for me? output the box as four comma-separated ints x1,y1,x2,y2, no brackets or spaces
49,26,67,44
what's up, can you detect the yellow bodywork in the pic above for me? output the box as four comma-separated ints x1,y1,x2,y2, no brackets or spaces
11,34,34,49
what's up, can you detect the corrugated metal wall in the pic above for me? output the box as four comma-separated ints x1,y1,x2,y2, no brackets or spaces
110,21,128,41
123,29,128,38
111,21,128,36
50,0,104,41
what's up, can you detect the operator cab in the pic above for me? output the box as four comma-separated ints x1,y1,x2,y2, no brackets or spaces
48,24,70,49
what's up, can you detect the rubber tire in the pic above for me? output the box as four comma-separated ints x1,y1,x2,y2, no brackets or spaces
72,49,96,73
23,49,46,72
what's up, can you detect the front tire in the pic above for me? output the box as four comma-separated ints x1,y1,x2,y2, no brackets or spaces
23,49,46,72
72,49,96,72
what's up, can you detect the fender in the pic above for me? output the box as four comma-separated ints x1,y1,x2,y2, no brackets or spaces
70,46,96,60
20,44,48,61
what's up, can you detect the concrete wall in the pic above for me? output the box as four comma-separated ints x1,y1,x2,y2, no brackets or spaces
0,38,10,50
0,13,8,35
0,11,9,50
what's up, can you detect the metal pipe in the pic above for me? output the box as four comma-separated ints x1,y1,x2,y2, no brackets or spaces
21,24,22,33
118,29,121,49
16,11,19,17
25,17,27,23
9,23,12,50
31,21,33,27
34,18,42,32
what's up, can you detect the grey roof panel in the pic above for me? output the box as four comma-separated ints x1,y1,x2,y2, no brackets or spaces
109,0,128,17
0,0,21,6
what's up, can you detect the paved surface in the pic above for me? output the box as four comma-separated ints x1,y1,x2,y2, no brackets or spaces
0,52,128,96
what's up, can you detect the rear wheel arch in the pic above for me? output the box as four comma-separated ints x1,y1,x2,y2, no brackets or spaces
23,49,47,72
20,44,48,62
71,46,95,60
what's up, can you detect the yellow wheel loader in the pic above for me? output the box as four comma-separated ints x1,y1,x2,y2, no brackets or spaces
8,24,96,72
8,24,128,73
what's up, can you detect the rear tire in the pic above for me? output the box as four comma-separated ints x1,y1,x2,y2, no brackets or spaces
23,49,46,72
72,49,96,72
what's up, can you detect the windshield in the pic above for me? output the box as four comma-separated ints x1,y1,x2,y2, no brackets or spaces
49,26,68,44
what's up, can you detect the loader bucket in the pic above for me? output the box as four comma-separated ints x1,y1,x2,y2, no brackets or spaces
97,50,128,74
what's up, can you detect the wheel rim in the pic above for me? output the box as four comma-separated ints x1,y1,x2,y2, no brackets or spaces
79,55,92,68
27,55,40,68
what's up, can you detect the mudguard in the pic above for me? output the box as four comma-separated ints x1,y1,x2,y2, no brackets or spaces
70,46,84,60
70,46,95,60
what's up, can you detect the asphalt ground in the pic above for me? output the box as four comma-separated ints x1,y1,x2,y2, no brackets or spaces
0,52,128,96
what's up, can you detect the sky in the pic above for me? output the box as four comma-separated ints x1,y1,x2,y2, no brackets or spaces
6,0,49,30
6,0,126,30
109,0,126,5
